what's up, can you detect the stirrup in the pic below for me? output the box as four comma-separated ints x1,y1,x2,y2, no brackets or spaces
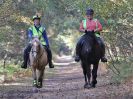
21,62,27,69
101,57,107,62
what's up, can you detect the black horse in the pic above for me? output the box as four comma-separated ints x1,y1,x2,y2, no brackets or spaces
77,31,102,89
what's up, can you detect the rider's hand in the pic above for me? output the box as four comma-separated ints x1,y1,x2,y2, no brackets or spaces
94,29,98,32
87,30,94,33
85,30,88,33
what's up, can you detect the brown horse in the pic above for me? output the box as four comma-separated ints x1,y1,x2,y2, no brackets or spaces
29,37,48,88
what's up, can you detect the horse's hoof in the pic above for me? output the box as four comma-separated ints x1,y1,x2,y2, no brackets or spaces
33,80,37,87
90,83,96,88
37,85,42,88
33,85,36,87
84,83,91,89
84,83,87,89
37,84,42,88
33,84,38,87
37,82,42,88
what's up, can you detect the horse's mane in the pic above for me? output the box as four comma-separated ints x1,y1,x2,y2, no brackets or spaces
82,33,95,48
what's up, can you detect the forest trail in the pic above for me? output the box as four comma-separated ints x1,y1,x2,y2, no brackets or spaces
0,56,133,99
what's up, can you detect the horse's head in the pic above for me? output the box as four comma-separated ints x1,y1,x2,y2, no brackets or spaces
31,36,42,58
85,31,95,39
83,31,96,44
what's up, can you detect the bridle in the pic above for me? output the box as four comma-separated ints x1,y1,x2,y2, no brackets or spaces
31,41,44,61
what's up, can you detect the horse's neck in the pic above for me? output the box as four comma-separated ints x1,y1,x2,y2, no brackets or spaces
86,34,96,45
38,45,44,55
82,36,95,53
84,37,94,45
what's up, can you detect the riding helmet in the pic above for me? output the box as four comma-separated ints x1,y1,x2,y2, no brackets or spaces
86,8,94,15
32,15,41,21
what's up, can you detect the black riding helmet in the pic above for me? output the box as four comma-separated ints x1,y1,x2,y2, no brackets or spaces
86,8,94,15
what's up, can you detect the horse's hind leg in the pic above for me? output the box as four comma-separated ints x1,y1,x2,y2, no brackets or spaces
91,63,99,88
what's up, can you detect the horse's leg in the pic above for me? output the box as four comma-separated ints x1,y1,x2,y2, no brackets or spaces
91,63,99,88
81,62,88,88
32,67,37,87
36,69,44,88
38,70,44,88
83,69,87,83
87,64,91,84
86,64,91,89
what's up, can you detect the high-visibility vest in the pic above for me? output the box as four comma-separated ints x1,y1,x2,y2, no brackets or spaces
29,26,46,45
82,19,100,37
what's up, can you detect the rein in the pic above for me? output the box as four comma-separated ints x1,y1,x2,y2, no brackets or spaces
31,47,44,58
31,49,39,54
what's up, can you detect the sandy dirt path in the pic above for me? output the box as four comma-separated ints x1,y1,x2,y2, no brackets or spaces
0,56,133,99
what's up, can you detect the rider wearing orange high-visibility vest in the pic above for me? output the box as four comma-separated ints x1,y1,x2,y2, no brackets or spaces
75,8,107,62
21,15,54,69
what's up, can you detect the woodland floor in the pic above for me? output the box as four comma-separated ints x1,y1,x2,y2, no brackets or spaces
0,56,133,99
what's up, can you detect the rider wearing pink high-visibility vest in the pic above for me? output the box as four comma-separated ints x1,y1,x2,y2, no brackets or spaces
75,8,107,62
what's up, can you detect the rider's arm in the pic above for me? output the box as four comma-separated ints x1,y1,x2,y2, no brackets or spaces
79,21,86,33
94,20,102,32
28,28,33,41
42,30,49,47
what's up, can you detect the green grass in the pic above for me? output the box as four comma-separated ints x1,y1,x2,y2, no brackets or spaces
0,64,20,78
